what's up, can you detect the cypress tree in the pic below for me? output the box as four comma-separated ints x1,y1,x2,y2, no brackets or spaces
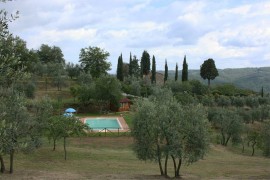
131,55,140,78
129,52,132,76
261,86,264,97
116,53,123,81
164,60,168,83
140,57,143,78
151,55,156,84
141,50,151,76
182,55,188,82
175,63,178,81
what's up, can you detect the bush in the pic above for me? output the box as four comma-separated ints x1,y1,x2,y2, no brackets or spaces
216,95,231,107
25,82,36,98
231,96,245,107
201,95,215,107
260,121,270,157
245,97,259,108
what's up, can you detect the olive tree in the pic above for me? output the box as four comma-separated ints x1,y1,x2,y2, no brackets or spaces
212,108,243,146
132,88,209,178
59,116,89,160
260,121,270,157
95,76,122,111
46,115,89,160
0,89,49,173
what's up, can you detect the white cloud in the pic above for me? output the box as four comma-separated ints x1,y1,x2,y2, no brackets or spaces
25,28,97,49
3,0,270,72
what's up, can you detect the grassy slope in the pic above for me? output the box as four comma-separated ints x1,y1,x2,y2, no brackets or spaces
16,74,269,179
0,137,269,180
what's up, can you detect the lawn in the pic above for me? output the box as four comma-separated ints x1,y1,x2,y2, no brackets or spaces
0,137,270,179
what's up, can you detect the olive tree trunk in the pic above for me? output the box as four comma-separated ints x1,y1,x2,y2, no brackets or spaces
53,138,57,151
157,144,164,175
0,155,5,173
175,158,182,178
9,149,14,174
164,154,168,176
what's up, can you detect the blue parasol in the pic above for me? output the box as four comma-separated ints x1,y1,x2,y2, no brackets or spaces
65,108,76,113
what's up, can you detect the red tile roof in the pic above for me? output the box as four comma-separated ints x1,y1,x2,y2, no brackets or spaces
119,98,131,103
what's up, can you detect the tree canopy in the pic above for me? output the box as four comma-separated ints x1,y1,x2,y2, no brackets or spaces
175,63,178,81
151,55,156,84
0,89,50,173
95,76,122,111
37,44,65,65
182,55,188,82
132,88,209,178
116,53,124,81
129,55,140,78
0,35,32,86
200,58,219,87
141,50,150,76
164,60,168,83
79,46,111,78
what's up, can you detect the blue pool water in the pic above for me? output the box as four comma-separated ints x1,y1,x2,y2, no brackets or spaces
86,118,121,130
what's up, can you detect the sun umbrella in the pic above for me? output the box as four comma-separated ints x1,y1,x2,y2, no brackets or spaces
65,108,76,113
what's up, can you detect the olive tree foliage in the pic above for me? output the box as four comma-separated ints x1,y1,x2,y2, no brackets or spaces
0,0,20,78
260,121,270,157
0,35,31,87
75,83,96,106
47,63,67,91
95,76,122,111
0,89,50,173
201,95,215,107
130,80,141,96
175,92,198,105
72,72,94,104
245,96,260,108
166,80,207,96
77,71,92,86
46,115,89,160
0,0,19,37
121,76,141,96
132,88,209,178
75,75,122,111
216,95,231,107
211,108,243,146
79,46,111,78
246,124,260,156
65,62,81,79
231,96,245,107
37,44,65,65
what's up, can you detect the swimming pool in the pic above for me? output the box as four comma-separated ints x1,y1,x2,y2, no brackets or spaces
85,118,122,130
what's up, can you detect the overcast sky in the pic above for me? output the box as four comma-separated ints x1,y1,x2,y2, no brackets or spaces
3,0,270,73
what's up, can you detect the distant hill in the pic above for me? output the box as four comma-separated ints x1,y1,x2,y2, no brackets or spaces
163,67,270,93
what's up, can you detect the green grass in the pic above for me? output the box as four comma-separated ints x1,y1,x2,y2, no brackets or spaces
122,112,134,128
0,137,270,179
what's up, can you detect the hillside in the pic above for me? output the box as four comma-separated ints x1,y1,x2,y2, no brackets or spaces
165,67,270,93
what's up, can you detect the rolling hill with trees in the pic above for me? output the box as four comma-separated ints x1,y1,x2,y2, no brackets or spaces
166,66,270,93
